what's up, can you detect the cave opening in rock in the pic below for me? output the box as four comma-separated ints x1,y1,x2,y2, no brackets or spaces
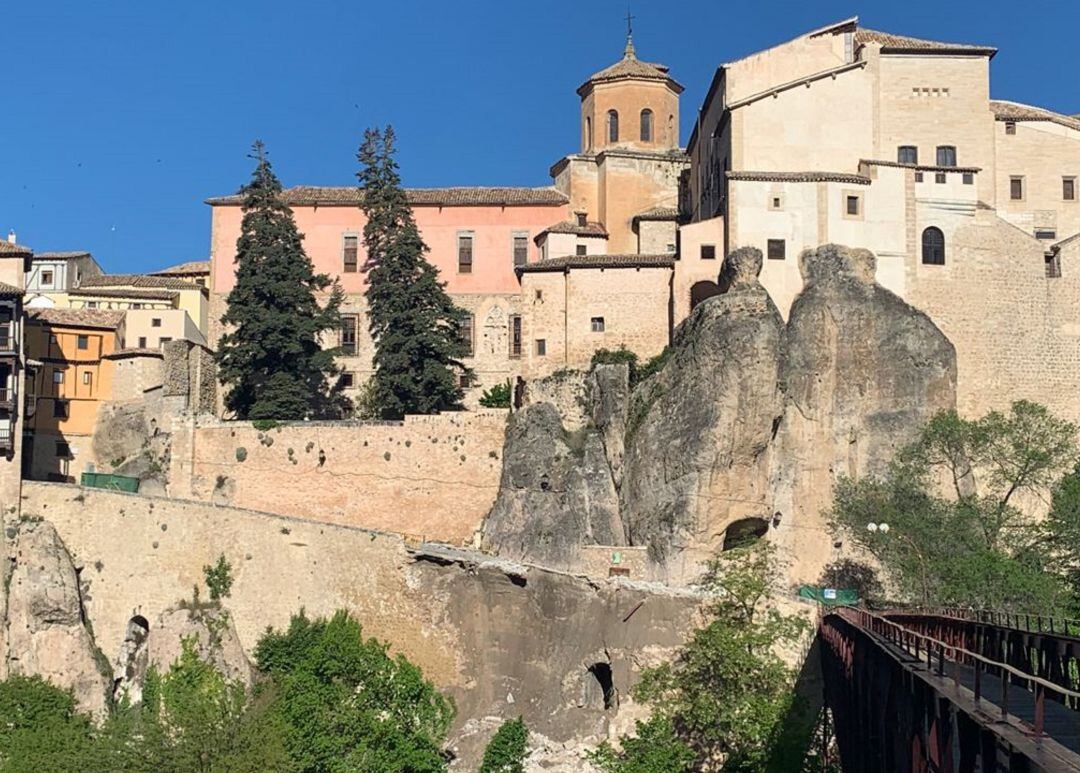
722,517,769,551
588,662,616,710
690,280,722,310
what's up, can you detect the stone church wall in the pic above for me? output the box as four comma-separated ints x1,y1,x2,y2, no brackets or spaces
170,411,507,545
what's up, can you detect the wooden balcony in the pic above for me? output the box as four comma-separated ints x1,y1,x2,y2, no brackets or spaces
0,323,14,354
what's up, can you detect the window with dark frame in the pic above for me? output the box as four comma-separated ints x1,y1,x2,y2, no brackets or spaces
343,234,359,273
1035,229,1057,241
509,315,522,358
935,172,947,184
591,317,605,333
1064,177,1076,201
701,244,716,260
41,270,54,286
921,227,945,265
1010,177,1024,200
767,239,786,260
1005,121,1016,135
576,212,588,227
607,110,619,143
535,339,546,357
340,372,355,388
77,335,89,350
53,369,64,384
457,233,474,273
340,314,358,356
151,318,162,328
962,173,974,185
83,371,92,387
897,145,918,165
53,399,69,419
914,172,924,182
846,195,860,216
576,244,588,256
640,109,653,142
460,314,474,356
513,234,529,267
138,337,147,348
936,146,957,167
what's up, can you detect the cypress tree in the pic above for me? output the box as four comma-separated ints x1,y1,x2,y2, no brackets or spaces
358,126,470,419
216,141,350,420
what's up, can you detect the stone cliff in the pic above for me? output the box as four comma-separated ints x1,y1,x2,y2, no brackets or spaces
483,244,957,584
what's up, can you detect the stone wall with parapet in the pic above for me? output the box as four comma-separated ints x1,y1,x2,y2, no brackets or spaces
19,481,701,764
169,411,508,545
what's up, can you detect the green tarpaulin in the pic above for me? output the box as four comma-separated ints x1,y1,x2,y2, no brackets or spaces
797,585,860,606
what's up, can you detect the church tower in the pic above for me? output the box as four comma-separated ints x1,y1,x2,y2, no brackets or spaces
577,33,683,154
548,31,688,255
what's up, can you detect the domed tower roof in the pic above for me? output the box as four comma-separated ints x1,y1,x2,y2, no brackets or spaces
577,36,685,97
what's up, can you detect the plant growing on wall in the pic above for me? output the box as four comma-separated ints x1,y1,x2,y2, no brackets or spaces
479,716,529,773
203,554,233,601
478,381,511,409
357,126,471,419
216,140,352,420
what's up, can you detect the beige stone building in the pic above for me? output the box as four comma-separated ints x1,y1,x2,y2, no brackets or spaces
682,17,1080,421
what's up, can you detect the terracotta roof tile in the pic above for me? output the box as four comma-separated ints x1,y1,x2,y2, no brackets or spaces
517,253,675,274
69,287,179,302
860,159,981,174
33,251,92,260
81,274,203,291
578,40,684,95
855,28,996,57
207,186,569,207
103,347,164,360
989,100,1080,133
27,308,125,330
0,281,24,297
728,170,872,185
633,206,680,222
151,260,209,276
0,242,32,257
535,220,609,240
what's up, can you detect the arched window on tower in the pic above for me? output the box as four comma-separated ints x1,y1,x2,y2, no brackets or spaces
921,227,945,265
585,117,592,150
608,110,619,143
640,109,653,142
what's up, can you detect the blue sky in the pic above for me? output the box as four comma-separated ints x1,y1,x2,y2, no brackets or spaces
2,0,1076,273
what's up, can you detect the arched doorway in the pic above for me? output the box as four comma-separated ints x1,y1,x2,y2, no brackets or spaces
690,280,722,311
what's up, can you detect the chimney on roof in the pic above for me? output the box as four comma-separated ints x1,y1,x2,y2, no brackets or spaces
6,230,15,245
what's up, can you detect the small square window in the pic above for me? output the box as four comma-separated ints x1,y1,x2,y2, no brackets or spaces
897,146,918,165
1064,177,1076,201
138,336,147,348
458,373,473,389
770,196,783,211
666,243,676,253
52,369,64,384
576,244,588,256
340,372,355,388
962,173,974,185
535,339,547,356
151,318,162,328
1010,176,1024,200
53,399,69,419
767,239,786,260
846,195,860,216
534,289,543,302
700,244,716,260
86,301,98,309
591,317,605,333
576,213,588,227
131,303,143,310
55,441,71,458
935,173,947,184
1005,121,1016,135
914,172,924,183
77,335,88,350
41,270,54,286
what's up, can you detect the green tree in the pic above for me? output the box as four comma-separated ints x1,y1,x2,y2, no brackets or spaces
358,127,470,419
0,675,95,773
479,716,528,773
254,609,454,772
831,401,1078,610
203,554,234,601
597,544,809,772
217,140,350,420
1047,464,1080,611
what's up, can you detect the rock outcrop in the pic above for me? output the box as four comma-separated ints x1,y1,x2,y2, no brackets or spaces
620,247,785,574
769,244,956,581
114,603,254,704
481,402,624,569
93,399,170,496
3,519,112,718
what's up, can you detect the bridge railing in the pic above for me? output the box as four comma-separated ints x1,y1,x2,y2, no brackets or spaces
836,606,1080,737
897,606,1080,638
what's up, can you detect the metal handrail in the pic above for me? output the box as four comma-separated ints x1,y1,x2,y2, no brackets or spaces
834,606,1080,736
895,606,1080,637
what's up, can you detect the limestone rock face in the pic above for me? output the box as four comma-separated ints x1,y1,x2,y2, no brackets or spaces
4,520,111,718
481,403,624,568
115,604,254,703
620,247,785,575
770,244,957,581
586,364,630,486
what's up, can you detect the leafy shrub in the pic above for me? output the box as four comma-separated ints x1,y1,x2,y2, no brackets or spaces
819,559,884,602
251,419,280,432
203,554,233,601
635,347,670,385
591,347,639,384
479,382,512,409
479,716,529,773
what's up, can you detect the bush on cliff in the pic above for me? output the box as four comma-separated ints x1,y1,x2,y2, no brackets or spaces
479,716,528,773
216,140,351,420
255,609,455,772
831,401,1079,611
0,675,96,772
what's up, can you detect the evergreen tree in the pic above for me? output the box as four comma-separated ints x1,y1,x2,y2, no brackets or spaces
358,126,470,419
217,141,350,420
